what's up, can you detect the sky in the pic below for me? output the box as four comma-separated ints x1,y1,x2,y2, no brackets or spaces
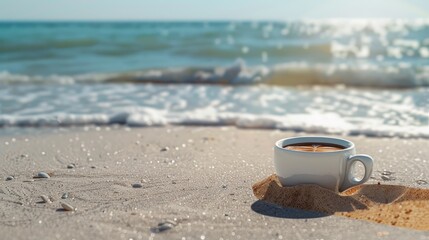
1,0,429,20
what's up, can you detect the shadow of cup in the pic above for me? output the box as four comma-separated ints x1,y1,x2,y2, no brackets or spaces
251,200,330,219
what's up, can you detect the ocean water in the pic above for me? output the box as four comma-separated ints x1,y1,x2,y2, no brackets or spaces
0,20,428,138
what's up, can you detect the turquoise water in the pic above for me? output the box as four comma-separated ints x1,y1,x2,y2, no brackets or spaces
1,20,429,81
0,20,428,137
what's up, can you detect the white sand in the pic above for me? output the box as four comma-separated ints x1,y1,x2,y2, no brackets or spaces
0,126,428,239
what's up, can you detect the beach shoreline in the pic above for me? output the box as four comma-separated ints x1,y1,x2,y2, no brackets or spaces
0,126,428,239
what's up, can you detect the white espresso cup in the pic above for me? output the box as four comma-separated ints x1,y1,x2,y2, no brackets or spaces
274,136,374,192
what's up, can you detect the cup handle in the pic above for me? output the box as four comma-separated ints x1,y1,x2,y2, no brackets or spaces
340,154,374,192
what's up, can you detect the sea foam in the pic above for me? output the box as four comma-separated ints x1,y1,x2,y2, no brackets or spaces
0,84,427,138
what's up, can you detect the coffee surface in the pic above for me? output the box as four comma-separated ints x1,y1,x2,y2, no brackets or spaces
284,142,345,152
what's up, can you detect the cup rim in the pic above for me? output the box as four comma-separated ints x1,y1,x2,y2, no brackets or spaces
275,136,355,154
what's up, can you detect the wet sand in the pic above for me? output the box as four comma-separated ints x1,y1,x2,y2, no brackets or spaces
0,126,428,239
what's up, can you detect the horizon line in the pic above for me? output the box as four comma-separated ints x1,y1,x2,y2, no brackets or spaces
1,17,429,22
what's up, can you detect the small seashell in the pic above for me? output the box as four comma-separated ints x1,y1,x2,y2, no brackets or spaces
132,183,143,188
381,170,394,176
67,163,76,169
61,193,69,199
61,202,76,211
6,176,14,181
150,220,177,233
36,172,50,179
40,195,52,204
416,179,428,185
164,220,177,226
381,175,396,181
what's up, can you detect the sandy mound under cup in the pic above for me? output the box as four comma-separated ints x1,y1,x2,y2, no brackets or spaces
252,174,429,230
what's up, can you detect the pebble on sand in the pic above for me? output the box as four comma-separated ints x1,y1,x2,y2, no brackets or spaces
150,220,177,233
67,163,76,169
6,176,14,181
132,183,143,188
61,202,76,211
61,193,69,199
416,179,428,185
381,175,396,181
40,195,52,204
381,170,394,176
36,172,50,179
160,147,169,152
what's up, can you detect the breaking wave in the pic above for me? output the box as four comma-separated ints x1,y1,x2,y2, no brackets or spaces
1,61,429,88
